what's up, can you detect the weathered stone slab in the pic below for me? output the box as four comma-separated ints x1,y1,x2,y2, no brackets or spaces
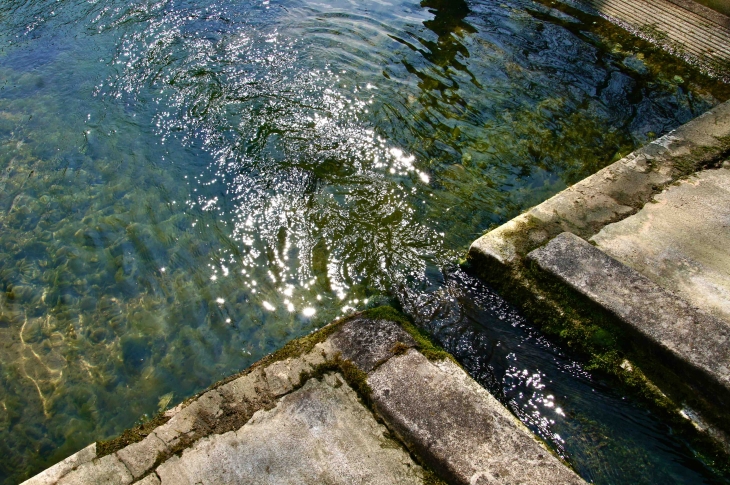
155,375,423,485
368,349,584,485
154,389,224,448
25,314,584,485
56,454,133,485
116,434,167,479
329,317,417,372
527,232,730,399
469,99,730,270
134,473,160,485
133,474,160,485
592,167,730,326
21,444,97,485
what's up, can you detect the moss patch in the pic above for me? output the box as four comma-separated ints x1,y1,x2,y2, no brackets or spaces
96,413,170,457
467,254,730,475
422,469,450,485
362,306,456,363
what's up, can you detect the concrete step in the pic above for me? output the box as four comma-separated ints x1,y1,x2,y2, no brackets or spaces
23,313,585,485
468,99,730,272
527,232,730,408
592,167,730,327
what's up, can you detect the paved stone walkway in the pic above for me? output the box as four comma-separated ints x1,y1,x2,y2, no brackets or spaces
592,167,730,326
24,315,584,485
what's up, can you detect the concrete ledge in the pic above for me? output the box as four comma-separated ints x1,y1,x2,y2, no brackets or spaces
468,99,730,272
592,166,730,326
527,232,730,407
23,313,584,485
369,349,584,484
22,444,97,485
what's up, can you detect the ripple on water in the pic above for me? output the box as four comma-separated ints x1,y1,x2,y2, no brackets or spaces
0,0,728,483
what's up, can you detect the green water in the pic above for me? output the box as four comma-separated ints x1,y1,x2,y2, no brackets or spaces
0,0,727,483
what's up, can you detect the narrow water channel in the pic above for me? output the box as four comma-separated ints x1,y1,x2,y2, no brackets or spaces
0,0,727,483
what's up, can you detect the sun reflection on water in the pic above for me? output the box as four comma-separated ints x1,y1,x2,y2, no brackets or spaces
0,0,728,483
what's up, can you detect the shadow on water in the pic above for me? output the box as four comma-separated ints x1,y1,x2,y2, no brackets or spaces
0,0,729,483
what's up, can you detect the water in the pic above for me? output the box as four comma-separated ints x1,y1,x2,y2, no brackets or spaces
0,0,727,483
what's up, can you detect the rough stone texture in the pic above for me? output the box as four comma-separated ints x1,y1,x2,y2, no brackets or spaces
330,317,417,372
592,167,730,326
154,389,225,448
26,317,583,485
155,375,423,485
133,474,160,485
56,454,133,485
21,444,97,485
369,349,585,485
116,434,167,479
215,367,270,408
469,99,730,270
528,232,730,399
264,359,296,397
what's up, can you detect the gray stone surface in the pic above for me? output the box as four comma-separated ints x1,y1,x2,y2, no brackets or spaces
154,389,225,448
368,349,584,485
21,444,97,485
592,167,730,326
116,434,167,479
469,99,730,270
133,474,160,485
528,232,730,396
155,375,424,485
26,316,584,485
330,317,417,372
56,454,133,485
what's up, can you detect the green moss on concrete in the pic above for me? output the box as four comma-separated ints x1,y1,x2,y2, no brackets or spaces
97,413,170,457
467,254,730,475
362,306,456,363
672,134,730,178
422,469,450,485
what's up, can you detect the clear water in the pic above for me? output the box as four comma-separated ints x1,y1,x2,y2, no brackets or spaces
0,0,727,483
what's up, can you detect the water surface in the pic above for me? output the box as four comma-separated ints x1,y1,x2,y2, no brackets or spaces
0,0,727,483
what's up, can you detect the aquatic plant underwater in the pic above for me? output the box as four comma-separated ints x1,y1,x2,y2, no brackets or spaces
0,0,728,482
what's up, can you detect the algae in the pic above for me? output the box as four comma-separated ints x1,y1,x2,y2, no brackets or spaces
362,306,456,363
96,414,170,458
465,256,730,475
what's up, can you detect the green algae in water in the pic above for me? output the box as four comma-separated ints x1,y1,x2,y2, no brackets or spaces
0,0,728,483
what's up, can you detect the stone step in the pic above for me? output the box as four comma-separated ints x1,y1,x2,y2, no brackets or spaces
527,232,730,407
592,167,730,327
22,313,585,485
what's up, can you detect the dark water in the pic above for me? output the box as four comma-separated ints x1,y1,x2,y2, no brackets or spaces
0,0,727,483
